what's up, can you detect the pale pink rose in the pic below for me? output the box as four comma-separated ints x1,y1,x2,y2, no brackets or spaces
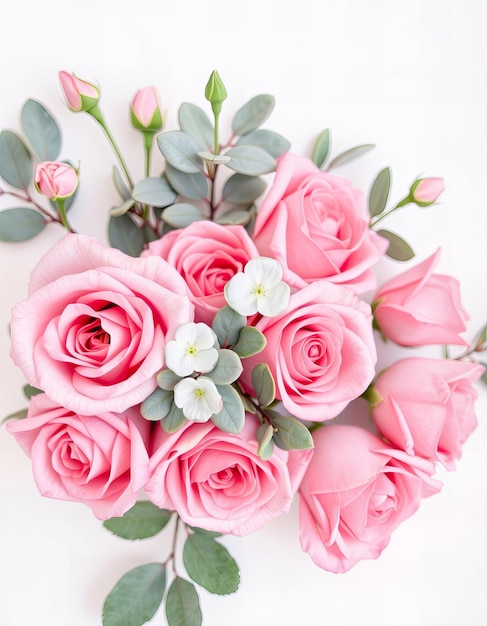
240,281,376,421
372,358,484,470
35,161,79,200
411,177,444,205
10,234,193,415
58,70,100,112
299,424,441,573
252,152,388,293
131,86,163,130
373,249,469,346
7,394,151,520
145,414,313,536
144,221,259,324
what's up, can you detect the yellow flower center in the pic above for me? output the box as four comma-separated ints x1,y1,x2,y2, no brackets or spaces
253,283,266,297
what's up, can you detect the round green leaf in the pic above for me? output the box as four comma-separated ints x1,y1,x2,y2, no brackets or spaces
178,102,213,152
205,349,243,385
271,415,314,451
231,94,275,136
103,502,172,540
212,384,245,433
251,363,275,407
215,209,251,226
222,173,266,204
161,402,187,433
157,369,182,391
369,167,391,218
237,129,290,159
0,130,32,189
183,533,240,595
0,208,46,242
161,203,204,228
141,388,174,421
232,326,267,358
132,177,177,207
21,99,61,161
377,228,415,261
225,145,276,176
165,577,201,626
157,131,202,174
211,305,246,347
108,213,143,257
165,164,208,201
311,129,331,169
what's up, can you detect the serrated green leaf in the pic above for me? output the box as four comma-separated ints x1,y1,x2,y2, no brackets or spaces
232,95,275,136
23,384,43,400
369,167,391,218
165,577,201,626
377,228,415,261
211,305,246,347
256,423,275,460
0,208,46,242
178,102,214,152
215,209,251,226
222,173,266,204
140,387,173,421
232,326,267,358
161,203,204,228
103,502,172,540
237,129,290,159
108,213,143,257
211,384,245,434
225,145,276,176
205,349,243,385
157,131,202,174
270,415,314,451
132,177,177,207
21,99,61,161
183,533,240,595
113,165,132,200
157,369,182,391
0,131,32,189
102,563,166,626
161,401,187,433
326,144,375,170
165,164,208,201
251,363,275,407
311,129,331,168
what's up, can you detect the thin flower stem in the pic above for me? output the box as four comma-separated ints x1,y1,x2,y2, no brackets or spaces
0,187,67,228
55,198,74,233
370,197,410,228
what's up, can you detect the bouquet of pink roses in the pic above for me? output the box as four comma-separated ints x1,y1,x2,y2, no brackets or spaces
1,70,485,626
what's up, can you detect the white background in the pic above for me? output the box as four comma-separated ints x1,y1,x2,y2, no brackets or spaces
1,1,486,625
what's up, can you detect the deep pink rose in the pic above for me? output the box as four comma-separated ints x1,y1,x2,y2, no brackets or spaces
145,414,312,536
240,281,376,421
10,234,193,415
372,358,484,470
7,394,151,520
144,221,259,324
299,424,441,573
373,249,469,346
252,152,388,292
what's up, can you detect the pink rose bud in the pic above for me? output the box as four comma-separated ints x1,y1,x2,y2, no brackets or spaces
58,70,100,112
35,161,79,200
373,248,469,346
130,86,163,131
411,177,444,206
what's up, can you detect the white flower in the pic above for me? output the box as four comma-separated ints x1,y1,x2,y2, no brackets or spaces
173,376,222,422
165,322,218,377
224,257,290,317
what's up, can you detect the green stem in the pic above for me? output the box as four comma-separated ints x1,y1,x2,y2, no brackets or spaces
143,131,155,179
56,198,74,233
370,196,411,228
213,111,220,155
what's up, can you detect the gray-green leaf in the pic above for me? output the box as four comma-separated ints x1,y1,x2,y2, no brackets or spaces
161,402,187,433
161,203,204,228
165,164,208,201
132,177,177,207
225,145,276,176
327,144,375,170
178,103,214,152
108,213,143,257
237,129,290,159
205,349,243,385
271,415,314,451
212,384,245,433
0,208,46,242
165,577,201,626
377,228,415,261
23,384,43,400
102,563,166,626
222,173,266,204
369,167,391,218
251,363,275,407
110,199,135,217
103,501,172,540
215,209,251,226
113,165,132,200
21,99,61,161
256,423,275,460
212,305,246,347
140,388,174,421
183,533,240,595
157,131,202,174
232,326,267,358
311,129,331,169
0,130,32,189
157,369,182,391
231,95,275,136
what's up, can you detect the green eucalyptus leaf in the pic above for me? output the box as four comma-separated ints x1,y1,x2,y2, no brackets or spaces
110,199,135,217
311,129,331,168
2,408,28,424
132,177,177,207
165,164,208,201
161,402,187,433
165,577,201,626
197,151,231,165
157,131,202,174
232,94,275,136
161,203,204,228
237,129,290,159
212,384,245,433
211,305,246,347
103,501,172,540
102,563,166,626
178,102,214,152
369,167,391,218
183,533,240,595
232,326,267,358
271,415,314,451
23,384,43,400
113,165,132,201
222,173,266,204
140,387,173,421
377,228,415,261
0,130,32,189
108,213,143,257
215,209,251,226
21,99,61,161
157,369,183,391
327,144,375,170
0,208,46,242
205,349,243,385
256,423,275,460
225,145,276,176
251,363,275,407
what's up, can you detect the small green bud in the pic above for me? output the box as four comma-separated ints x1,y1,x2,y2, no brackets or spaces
205,70,227,116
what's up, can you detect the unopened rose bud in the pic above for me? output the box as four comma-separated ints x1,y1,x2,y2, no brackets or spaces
130,86,163,131
205,70,227,116
35,161,79,200
410,177,444,206
58,71,100,113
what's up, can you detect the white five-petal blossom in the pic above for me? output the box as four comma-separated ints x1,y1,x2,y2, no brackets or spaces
165,322,218,377
173,376,223,422
224,257,290,317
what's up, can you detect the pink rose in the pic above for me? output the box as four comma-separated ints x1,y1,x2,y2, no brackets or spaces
240,281,376,421
252,152,388,292
145,414,312,536
372,358,484,469
144,221,259,324
373,249,469,346
58,70,100,113
411,177,444,205
299,424,441,573
35,161,79,200
131,86,163,131
7,394,151,520
10,234,193,415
